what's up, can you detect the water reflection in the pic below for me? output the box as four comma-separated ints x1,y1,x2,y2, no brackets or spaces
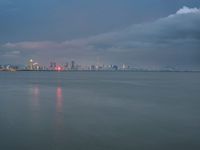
29,85,40,109
56,86,63,113
29,85,40,126
54,85,65,144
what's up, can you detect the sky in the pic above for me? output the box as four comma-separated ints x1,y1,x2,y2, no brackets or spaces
0,0,200,70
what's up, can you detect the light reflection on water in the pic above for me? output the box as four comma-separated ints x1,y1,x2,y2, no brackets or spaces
29,83,65,142
29,85,40,110
54,85,65,145
28,84,41,129
56,86,63,113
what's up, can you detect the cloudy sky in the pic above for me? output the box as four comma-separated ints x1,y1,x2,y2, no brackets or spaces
0,0,200,70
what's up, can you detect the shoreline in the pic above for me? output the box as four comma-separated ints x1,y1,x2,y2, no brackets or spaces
1,70,200,73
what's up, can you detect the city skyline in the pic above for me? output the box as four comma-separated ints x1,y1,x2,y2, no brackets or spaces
0,58,132,71
1,0,200,70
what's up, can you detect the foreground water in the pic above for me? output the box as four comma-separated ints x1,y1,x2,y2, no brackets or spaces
0,72,200,150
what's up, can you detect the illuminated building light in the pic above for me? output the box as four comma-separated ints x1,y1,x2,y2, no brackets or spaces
55,65,63,71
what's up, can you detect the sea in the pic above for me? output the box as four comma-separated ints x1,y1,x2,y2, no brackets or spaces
0,71,200,150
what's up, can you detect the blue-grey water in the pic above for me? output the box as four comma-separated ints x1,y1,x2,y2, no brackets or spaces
0,72,200,150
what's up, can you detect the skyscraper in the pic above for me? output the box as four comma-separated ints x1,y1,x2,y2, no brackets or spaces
71,60,75,70
27,59,34,70
50,62,56,70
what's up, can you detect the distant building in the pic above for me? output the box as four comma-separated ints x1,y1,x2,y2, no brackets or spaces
27,59,34,70
50,62,56,70
122,64,129,70
0,65,18,71
71,60,75,70
112,65,118,71
27,59,41,70
55,65,64,71
33,63,40,70
64,62,69,70
90,65,96,71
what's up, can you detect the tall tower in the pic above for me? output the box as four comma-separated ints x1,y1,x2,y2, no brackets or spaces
28,59,34,70
71,60,75,70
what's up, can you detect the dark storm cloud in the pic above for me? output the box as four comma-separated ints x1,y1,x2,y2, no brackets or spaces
1,0,200,42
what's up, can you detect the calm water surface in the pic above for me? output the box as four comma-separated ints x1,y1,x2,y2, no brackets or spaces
0,72,200,150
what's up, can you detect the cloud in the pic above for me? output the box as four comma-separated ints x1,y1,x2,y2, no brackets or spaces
176,6,200,15
4,41,63,49
2,6,200,70
2,50,20,58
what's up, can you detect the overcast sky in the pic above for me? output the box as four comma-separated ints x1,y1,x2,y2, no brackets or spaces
0,0,200,70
